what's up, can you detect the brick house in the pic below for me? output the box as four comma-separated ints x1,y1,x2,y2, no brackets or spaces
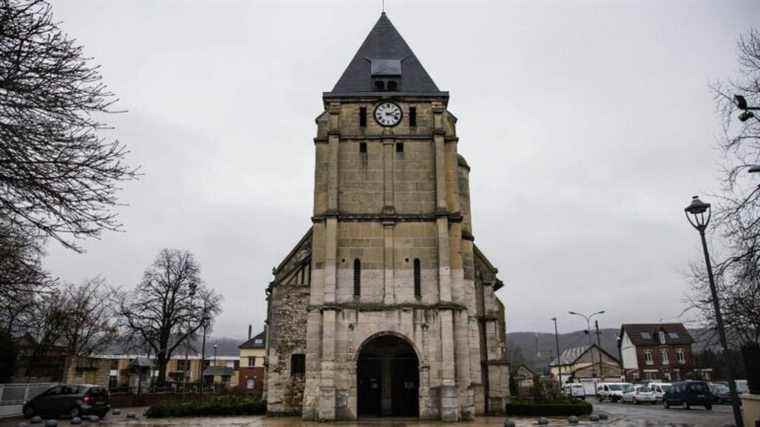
238,330,266,397
618,323,695,382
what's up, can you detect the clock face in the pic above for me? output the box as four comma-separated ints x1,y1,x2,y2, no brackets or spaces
374,102,403,127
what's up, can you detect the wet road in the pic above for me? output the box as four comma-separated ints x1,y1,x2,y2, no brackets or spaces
0,403,737,427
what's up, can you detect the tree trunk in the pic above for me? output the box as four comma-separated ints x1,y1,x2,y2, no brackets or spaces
156,354,168,387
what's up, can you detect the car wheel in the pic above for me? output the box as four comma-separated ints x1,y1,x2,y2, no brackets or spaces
685,402,690,410
705,404,712,411
664,401,670,409
23,405,35,419
70,406,81,418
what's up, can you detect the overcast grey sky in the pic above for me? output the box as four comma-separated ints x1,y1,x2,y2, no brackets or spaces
45,1,759,338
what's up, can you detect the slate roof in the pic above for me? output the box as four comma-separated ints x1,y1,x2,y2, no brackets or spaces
239,330,266,349
549,343,620,367
326,12,446,98
619,323,694,346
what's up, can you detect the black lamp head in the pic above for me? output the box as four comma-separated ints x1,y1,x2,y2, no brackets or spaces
735,94,748,110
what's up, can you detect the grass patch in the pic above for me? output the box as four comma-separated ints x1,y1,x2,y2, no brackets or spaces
506,399,593,416
145,395,266,418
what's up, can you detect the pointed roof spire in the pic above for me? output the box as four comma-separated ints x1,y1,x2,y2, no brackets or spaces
325,13,446,98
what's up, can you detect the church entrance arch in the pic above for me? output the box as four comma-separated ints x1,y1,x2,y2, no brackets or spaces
357,334,419,417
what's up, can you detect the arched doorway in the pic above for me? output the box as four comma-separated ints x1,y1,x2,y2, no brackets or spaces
357,334,419,417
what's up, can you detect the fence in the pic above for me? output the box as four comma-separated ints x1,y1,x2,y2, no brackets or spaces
0,383,56,418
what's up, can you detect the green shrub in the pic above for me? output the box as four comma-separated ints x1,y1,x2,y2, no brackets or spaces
505,399,593,416
145,395,266,418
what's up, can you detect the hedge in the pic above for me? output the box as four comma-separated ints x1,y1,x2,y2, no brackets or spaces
505,399,593,416
145,395,266,418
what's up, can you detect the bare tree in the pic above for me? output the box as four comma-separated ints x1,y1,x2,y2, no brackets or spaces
59,277,118,357
689,29,760,347
0,0,138,252
117,249,222,385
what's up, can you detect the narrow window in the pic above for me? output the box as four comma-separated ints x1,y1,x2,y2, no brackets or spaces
359,107,367,127
413,258,421,299
290,354,305,376
409,107,417,127
387,80,398,91
353,259,361,297
359,142,367,154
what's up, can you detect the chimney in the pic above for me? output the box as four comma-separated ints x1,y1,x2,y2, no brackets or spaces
248,324,252,340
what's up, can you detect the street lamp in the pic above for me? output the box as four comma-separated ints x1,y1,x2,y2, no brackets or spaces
734,94,760,123
213,344,218,367
684,195,743,427
551,317,562,389
568,310,605,346
200,315,210,392
569,310,605,379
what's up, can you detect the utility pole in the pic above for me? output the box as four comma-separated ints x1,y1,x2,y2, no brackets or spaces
552,317,562,388
595,320,604,379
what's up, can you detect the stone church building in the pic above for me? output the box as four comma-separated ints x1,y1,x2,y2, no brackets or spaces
264,13,510,421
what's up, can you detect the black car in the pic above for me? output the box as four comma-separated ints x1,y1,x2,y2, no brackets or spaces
23,384,110,419
663,380,713,410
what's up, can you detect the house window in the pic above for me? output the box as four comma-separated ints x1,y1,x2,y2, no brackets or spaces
374,80,385,91
359,107,367,127
668,332,679,339
248,357,256,367
396,142,404,159
409,107,417,127
676,349,685,364
359,142,367,154
413,258,421,299
291,354,305,376
234,360,240,369
387,80,398,91
353,259,361,297
659,331,666,344
661,349,669,365
644,350,653,365
640,332,651,340
246,378,255,389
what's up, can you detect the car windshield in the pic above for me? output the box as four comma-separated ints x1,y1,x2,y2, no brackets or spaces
636,386,650,392
661,385,672,392
712,384,729,393
622,384,634,392
608,384,623,391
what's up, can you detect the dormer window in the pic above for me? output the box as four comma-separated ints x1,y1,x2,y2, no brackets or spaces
370,59,401,92
659,331,666,344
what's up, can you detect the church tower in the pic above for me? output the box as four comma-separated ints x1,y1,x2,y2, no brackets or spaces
264,13,509,421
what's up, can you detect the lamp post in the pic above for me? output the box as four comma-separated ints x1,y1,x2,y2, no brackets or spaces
200,315,210,392
684,195,743,427
569,310,605,378
551,317,562,388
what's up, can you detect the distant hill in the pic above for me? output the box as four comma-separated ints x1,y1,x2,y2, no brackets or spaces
507,327,717,375
103,335,246,357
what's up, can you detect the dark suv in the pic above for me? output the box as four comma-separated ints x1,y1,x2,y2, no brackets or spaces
663,380,713,410
23,384,110,419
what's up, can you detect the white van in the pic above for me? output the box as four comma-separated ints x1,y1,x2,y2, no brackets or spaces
597,382,630,402
562,383,586,399
649,383,672,402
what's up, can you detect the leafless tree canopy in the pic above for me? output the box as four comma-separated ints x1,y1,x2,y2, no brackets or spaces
117,249,222,385
691,29,760,347
0,0,137,252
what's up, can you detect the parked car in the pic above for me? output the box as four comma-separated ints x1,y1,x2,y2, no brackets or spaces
562,383,587,399
709,383,732,404
623,384,657,404
663,380,713,410
597,382,630,402
649,382,672,403
23,384,110,419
